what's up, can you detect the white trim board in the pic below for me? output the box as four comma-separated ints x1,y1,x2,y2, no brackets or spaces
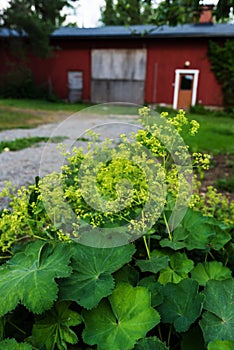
173,69,199,109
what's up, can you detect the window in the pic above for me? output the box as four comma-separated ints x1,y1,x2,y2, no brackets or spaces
180,75,193,90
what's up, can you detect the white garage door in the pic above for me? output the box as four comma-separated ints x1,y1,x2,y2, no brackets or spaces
91,49,147,104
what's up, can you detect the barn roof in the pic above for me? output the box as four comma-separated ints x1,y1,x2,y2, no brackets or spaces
0,28,27,37
0,23,233,40
51,23,234,39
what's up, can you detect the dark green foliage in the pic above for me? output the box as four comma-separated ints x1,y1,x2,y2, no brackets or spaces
59,244,135,309
0,0,78,57
101,0,156,25
101,0,202,26
149,0,201,26
0,66,48,100
135,336,169,350
200,279,234,344
31,301,82,349
208,40,234,109
101,0,117,25
215,0,234,21
101,0,234,26
215,176,234,193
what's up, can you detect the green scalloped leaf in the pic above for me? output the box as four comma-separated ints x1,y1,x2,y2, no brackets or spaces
0,339,32,349
82,283,160,350
59,243,135,309
208,340,234,350
160,209,215,250
158,252,194,285
134,336,169,349
158,278,204,332
200,279,234,344
138,276,163,307
205,219,231,251
160,209,231,251
31,301,82,350
0,241,72,316
114,265,139,286
191,261,232,286
136,250,169,274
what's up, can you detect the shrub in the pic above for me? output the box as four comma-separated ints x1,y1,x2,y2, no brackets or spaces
0,65,58,101
208,39,234,110
0,108,233,349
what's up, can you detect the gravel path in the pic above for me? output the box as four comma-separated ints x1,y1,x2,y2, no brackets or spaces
0,112,139,209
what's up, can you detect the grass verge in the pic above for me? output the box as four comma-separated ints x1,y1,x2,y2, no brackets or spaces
183,113,234,155
0,99,91,112
0,136,67,154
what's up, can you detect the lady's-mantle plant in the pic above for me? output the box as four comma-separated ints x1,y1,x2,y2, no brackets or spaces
0,108,233,350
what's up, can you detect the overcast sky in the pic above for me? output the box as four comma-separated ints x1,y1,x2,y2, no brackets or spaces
0,0,220,28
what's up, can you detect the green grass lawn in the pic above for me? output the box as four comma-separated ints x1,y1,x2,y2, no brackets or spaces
0,108,45,131
0,99,233,155
183,113,234,155
0,136,67,153
0,98,91,112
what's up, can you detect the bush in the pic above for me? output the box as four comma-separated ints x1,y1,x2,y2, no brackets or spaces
208,39,234,110
0,108,233,350
0,65,58,101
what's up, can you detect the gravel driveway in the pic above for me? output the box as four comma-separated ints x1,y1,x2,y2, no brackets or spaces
0,111,139,209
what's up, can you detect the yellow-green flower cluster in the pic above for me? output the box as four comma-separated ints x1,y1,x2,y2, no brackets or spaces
191,185,234,226
193,152,211,170
1,106,232,253
189,119,200,136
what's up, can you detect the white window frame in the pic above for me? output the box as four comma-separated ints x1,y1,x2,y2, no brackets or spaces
173,69,199,109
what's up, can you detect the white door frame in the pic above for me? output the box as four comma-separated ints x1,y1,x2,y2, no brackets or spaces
173,69,199,109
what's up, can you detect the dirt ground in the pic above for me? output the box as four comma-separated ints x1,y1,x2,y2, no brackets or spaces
199,154,234,202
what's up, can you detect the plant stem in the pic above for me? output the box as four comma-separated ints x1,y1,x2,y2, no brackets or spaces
147,235,151,253
167,325,172,347
8,320,26,335
163,212,173,241
33,235,47,240
208,251,215,260
143,235,151,260
158,324,163,341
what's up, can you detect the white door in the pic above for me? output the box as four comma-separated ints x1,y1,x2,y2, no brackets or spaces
173,69,199,110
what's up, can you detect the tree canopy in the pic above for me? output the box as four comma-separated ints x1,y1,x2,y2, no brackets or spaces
101,0,153,25
215,0,234,21
101,0,234,26
0,0,78,57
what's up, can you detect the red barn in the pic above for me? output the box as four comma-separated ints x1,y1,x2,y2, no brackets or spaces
1,23,234,109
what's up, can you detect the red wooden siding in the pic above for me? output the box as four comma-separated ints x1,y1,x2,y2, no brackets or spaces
145,38,223,106
0,36,223,107
29,45,91,101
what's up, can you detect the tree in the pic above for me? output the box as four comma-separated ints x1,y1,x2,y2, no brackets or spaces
101,0,234,27
149,0,201,26
215,0,234,22
101,0,117,25
101,0,202,26
115,0,141,25
101,0,153,25
208,39,234,109
0,0,78,57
